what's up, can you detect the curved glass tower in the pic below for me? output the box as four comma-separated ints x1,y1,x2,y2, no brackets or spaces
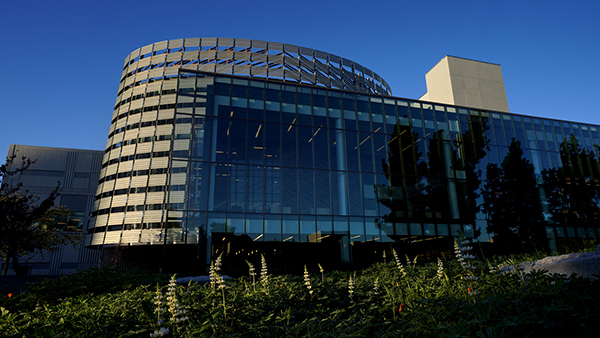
88,38,600,273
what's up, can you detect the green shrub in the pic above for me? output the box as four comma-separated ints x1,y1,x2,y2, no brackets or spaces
1,249,600,337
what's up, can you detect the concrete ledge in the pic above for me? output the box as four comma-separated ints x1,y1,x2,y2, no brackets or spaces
176,275,232,285
517,245,600,279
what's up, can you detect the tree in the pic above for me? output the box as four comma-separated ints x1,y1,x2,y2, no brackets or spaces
542,135,600,227
0,155,79,275
482,139,546,252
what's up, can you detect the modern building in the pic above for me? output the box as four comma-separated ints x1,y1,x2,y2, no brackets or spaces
87,38,600,273
1,145,103,275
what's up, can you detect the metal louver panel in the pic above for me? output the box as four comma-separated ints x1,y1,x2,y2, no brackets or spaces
118,162,133,173
120,146,136,157
102,179,115,191
90,233,105,246
140,229,162,244
166,53,181,62
170,173,187,185
99,198,112,209
154,41,168,50
169,39,183,48
253,40,267,50
121,230,142,244
114,179,131,190
95,214,109,226
127,193,146,204
152,141,170,152
151,157,168,168
184,38,200,47
143,211,163,223
110,195,127,205
133,159,151,170
130,176,149,188
140,44,153,55
148,175,167,186
145,193,165,204
235,39,251,48
218,37,234,46
168,191,185,203
201,38,217,46
124,212,143,223
108,213,125,225
157,112,175,120
172,140,188,151
104,231,121,244
138,128,155,138
136,143,152,153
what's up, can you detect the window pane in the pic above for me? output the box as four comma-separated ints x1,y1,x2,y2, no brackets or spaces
345,131,360,172
264,122,281,166
229,119,247,163
315,170,331,214
264,166,281,213
298,126,314,168
282,124,297,167
282,168,298,214
313,127,330,169
299,169,315,214
246,166,263,213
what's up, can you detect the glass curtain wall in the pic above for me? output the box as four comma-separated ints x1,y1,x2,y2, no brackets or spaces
167,70,600,269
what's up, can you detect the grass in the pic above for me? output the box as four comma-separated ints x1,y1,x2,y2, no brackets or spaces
1,242,600,337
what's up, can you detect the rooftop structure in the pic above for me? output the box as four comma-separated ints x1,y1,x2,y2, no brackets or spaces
420,56,510,113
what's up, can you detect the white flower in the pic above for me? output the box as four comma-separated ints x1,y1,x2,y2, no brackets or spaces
150,327,170,337
304,265,313,294
392,249,406,276
260,254,269,293
348,275,354,302
436,259,444,279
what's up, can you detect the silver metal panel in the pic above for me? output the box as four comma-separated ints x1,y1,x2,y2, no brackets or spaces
201,37,217,46
252,40,267,50
235,39,251,48
119,38,391,96
184,38,200,47
169,39,183,48
140,44,153,55
218,37,234,46
269,41,283,51
154,41,168,50
284,44,298,53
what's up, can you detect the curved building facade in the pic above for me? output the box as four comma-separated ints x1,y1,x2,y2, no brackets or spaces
88,38,600,272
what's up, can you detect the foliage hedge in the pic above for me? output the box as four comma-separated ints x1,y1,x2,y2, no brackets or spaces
1,249,600,337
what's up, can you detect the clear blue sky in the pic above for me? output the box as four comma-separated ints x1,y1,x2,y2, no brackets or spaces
1,0,599,155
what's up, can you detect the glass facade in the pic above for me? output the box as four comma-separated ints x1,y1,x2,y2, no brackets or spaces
89,38,600,272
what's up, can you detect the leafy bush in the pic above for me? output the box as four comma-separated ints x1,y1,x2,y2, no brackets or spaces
1,266,168,311
2,247,600,337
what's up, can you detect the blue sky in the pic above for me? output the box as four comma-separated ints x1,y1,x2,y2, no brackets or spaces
1,0,599,156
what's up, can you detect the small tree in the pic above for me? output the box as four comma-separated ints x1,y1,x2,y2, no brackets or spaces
0,155,80,275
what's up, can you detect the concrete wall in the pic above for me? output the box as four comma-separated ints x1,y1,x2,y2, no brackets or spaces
420,56,510,113
1,145,104,275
